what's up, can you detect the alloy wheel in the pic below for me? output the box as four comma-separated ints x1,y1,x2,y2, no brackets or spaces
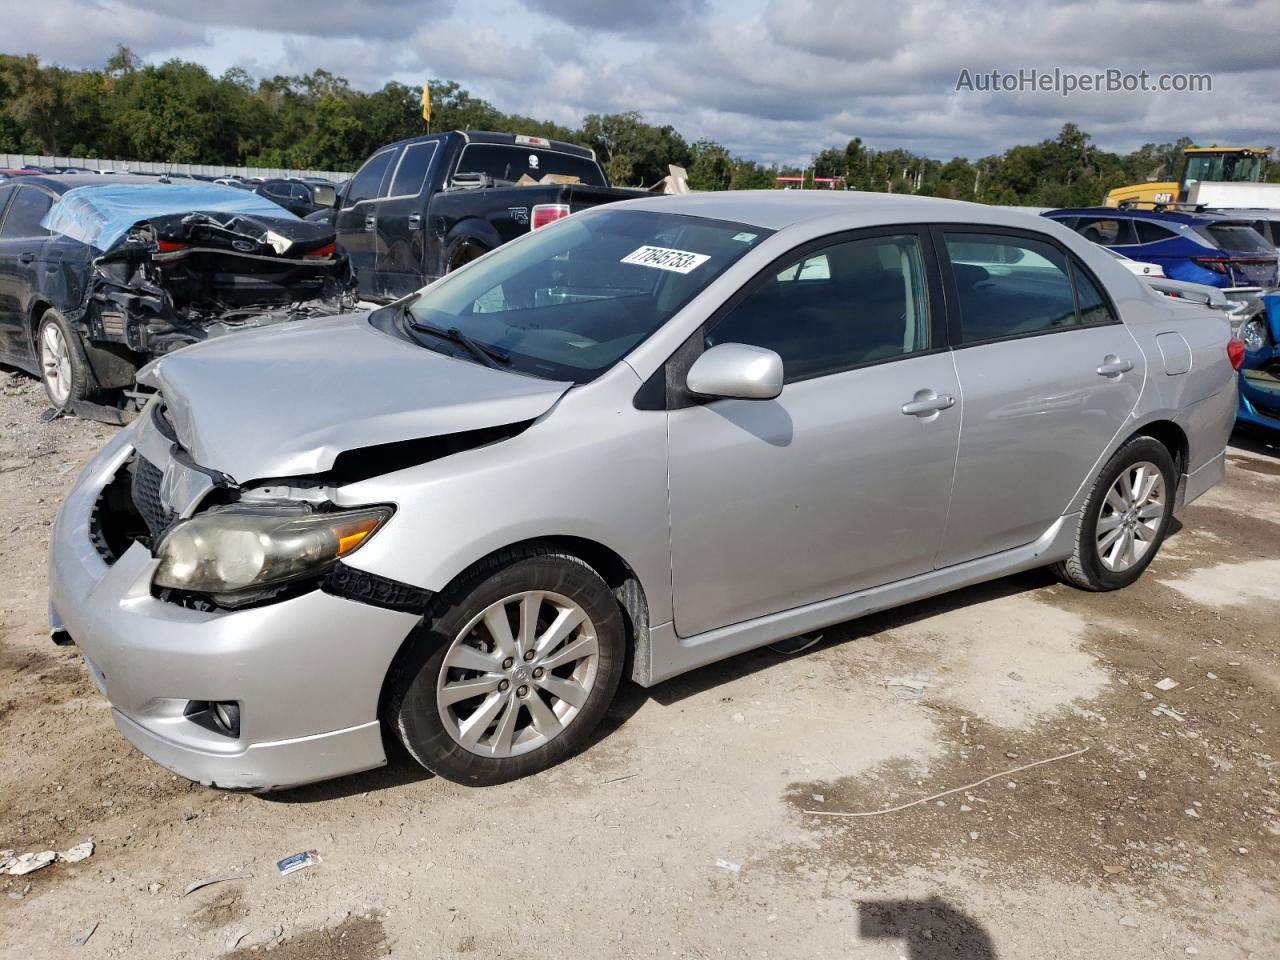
437,590,600,758
40,322,72,407
1096,460,1166,573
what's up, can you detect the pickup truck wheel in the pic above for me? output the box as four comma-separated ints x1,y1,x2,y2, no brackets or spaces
1053,436,1176,592
36,310,96,410
384,546,625,785
446,241,487,273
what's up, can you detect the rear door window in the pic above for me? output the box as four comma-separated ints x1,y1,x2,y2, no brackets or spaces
388,141,438,198
1133,220,1180,244
0,186,54,239
1071,262,1118,326
454,144,605,186
943,232,1078,343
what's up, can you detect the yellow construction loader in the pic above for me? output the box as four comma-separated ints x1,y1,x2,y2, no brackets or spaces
1104,146,1270,208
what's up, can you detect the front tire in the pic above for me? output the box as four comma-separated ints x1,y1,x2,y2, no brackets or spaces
1054,436,1176,591
384,547,625,785
36,309,95,410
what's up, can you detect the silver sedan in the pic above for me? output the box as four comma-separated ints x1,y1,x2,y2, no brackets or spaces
48,192,1239,789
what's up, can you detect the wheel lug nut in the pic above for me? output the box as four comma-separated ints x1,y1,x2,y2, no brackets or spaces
517,684,529,698
502,657,514,669
498,679,510,692
532,667,544,679
523,650,536,662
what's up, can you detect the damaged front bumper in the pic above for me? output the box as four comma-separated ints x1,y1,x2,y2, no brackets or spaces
47,425,421,791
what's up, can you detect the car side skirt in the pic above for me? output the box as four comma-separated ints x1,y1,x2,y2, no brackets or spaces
638,515,1076,687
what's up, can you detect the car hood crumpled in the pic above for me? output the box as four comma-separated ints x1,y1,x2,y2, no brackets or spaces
136,312,572,482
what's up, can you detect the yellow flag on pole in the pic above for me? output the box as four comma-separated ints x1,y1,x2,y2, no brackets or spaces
421,82,431,124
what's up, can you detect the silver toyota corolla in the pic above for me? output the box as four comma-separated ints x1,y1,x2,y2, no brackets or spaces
48,192,1238,789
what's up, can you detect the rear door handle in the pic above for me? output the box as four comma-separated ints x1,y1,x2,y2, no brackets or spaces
364,215,377,232
407,213,422,231
1096,356,1134,377
901,391,956,417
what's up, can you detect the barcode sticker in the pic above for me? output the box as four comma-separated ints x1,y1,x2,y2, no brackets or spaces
620,245,710,274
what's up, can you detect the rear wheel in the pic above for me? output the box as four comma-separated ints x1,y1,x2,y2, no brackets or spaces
384,547,625,785
36,310,95,410
1054,436,1176,591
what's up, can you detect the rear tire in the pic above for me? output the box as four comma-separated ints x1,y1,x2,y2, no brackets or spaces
36,310,96,410
1053,436,1176,591
383,546,625,785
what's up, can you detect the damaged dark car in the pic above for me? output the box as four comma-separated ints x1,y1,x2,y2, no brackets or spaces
0,175,354,420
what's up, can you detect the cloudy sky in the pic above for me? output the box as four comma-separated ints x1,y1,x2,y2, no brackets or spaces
6,0,1277,166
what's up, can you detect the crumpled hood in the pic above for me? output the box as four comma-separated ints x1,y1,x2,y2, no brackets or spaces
137,312,571,482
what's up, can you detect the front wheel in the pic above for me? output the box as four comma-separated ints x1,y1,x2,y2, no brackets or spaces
1054,436,1176,591
384,548,625,785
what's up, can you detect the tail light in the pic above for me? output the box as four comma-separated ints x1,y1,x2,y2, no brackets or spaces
1227,337,1245,370
303,241,336,258
1192,257,1230,275
154,239,192,260
531,203,571,230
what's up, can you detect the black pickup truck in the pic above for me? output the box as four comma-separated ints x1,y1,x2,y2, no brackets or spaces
329,131,636,301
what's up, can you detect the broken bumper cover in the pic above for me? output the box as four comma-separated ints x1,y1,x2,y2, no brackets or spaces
47,427,421,791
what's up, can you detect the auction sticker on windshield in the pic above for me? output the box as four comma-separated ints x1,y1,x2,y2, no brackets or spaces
620,245,710,273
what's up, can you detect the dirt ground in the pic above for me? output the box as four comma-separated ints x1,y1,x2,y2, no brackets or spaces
1,366,1277,960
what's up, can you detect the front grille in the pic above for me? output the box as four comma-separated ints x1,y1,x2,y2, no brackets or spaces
131,456,175,541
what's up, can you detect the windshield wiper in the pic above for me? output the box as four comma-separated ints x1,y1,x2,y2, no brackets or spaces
398,307,511,369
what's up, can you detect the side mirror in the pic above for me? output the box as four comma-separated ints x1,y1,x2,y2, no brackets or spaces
312,184,337,208
686,342,784,401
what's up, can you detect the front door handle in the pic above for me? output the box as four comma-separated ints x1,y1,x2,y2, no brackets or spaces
1096,356,1134,377
407,213,422,231
364,215,377,232
901,391,956,417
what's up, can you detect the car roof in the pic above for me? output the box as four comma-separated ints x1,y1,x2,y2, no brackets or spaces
12,173,169,193
617,190,1053,232
1042,206,1247,226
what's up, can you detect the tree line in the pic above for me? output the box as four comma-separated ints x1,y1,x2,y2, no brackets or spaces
2,49,1275,204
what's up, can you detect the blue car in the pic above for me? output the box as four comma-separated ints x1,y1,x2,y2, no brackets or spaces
1238,293,1280,432
1042,207,1279,289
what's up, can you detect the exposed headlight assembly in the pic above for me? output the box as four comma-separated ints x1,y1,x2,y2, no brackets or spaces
153,501,392,599
1240,317,1268,353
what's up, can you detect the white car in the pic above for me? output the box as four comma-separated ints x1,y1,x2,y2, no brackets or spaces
1103,247,1165,277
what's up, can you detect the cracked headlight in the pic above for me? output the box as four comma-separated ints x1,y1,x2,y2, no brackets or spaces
153,502,392,596
1240,317,1268,353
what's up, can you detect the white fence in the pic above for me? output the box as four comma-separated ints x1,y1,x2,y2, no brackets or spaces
2,153,351,182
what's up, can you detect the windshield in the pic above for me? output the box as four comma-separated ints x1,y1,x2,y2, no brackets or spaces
392,208,771,382
1181,153,1265,189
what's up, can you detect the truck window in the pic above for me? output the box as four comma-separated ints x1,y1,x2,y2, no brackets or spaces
388,141,438,198
454,144,605,186
347,149,396,205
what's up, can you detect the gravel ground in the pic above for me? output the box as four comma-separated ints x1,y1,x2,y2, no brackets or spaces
1,366,1277,960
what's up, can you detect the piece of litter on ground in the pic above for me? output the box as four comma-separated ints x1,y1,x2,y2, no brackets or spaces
883,677,931,691
811,793,824,803
70,922,99,947
968,831,979,840
182,871,253,896
1155,677,1179,691
1184,808,1200,818
714,858,741,873
228,930,251,951
7,851,56,876
1152,704,1185,722
276,850,321,877
59,841,94,863
1118,915,1140,929
148,882,164,894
